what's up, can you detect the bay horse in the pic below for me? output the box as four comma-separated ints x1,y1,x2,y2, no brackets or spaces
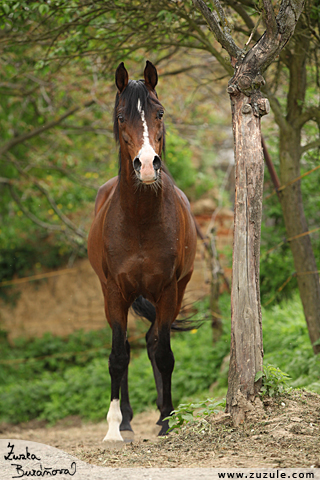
87,61,197,442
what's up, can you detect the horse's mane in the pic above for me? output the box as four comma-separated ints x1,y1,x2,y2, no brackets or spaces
113,80,166,173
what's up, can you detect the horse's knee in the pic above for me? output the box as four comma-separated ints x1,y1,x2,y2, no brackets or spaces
109,351,129,378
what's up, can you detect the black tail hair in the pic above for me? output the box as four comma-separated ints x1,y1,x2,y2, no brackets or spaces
131,295,202,332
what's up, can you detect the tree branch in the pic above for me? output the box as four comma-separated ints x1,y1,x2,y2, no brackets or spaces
8,184,64,233
161,64,209,76
0,100,95,158
224,0,255,32
237,0,304,79
7,155,87,239
0,177,12,185
192,0,242,59
300,138,320,155
262,0,278,38
294,106,320,130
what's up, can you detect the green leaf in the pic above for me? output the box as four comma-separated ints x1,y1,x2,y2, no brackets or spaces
2,4,10,14
181,413,194,422
255,371,264,382
39,4,49,15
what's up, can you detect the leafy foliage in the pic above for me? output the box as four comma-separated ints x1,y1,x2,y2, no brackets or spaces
165,131,214,198
261,293,320,392
165,398,225,432
255,364,290,398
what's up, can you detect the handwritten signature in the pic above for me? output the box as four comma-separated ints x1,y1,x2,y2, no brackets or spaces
3,442,77,478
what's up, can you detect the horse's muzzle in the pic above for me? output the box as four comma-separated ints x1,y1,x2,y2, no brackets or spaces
133,155,161,184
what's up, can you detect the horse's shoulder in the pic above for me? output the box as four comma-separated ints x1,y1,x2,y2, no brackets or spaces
95,176,118,215
162,172,191,212
173,185,191,212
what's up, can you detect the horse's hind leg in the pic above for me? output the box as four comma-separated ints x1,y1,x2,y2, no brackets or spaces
155,272,193,435
154,283,178,436
119,339,133,432
146,322,163,425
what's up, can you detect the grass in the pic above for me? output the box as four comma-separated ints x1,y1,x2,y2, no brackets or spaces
261,294,320,394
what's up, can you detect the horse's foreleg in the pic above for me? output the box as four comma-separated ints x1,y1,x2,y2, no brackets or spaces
119,339,133,432
104,323,129,442
103,285,130,442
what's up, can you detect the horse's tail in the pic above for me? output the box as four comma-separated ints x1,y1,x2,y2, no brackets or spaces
131,295,200,332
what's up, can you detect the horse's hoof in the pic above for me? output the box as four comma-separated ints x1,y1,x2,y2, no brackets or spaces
156,416,162,426
103,435,124,442
120,421,133,432
103,429,124,442
158,419,170,436
102,439,126,450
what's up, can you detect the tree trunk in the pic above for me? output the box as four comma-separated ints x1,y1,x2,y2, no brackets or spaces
206,227,223,343
226,91,265,425
268,20,320,354
279,128,320,354
192,0,305,426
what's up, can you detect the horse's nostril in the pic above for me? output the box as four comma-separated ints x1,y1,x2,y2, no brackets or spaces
153,156,161,171
133,157,141,172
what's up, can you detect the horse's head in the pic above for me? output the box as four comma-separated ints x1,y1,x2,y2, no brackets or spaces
114,61,165,185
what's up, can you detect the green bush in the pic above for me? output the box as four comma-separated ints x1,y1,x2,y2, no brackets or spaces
255,364,290,398
165,131,215,199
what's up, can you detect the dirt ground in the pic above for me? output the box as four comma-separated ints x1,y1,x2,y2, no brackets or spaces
1,390,319,469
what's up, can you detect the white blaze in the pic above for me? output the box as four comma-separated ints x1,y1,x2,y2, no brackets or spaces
137,99,157,183
137,99,150,145
103,399,123,442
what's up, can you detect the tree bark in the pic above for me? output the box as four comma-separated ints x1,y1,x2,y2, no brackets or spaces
226,91,265,425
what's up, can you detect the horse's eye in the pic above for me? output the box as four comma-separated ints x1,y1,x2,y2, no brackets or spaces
157,110,164,120
118,114,124,123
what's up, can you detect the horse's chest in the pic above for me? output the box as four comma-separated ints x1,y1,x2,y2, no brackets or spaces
105,227,177,299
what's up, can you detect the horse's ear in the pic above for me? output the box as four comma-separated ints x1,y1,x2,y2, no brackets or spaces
115,62,129,93
144,60,158,90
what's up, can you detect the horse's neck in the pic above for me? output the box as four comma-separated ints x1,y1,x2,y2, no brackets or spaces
118,163,163,220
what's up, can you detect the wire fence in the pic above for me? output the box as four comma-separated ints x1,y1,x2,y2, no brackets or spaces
261,226,320,259
0,268,76,287
262,270,320,307
264,164,320,200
